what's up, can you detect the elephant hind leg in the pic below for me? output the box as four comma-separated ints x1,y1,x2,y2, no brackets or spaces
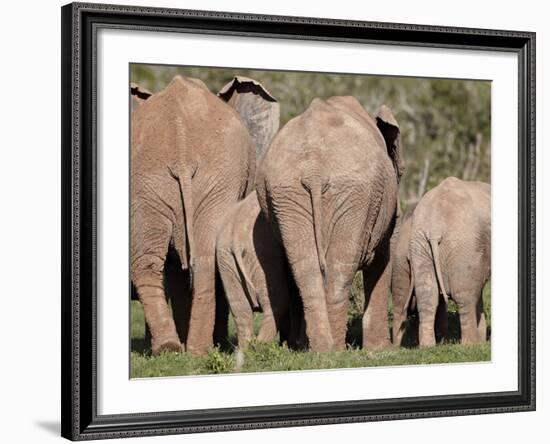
257,309,277,342
415,274,439,347
291,256,333,352
256,291,278,343
362,252,392,350
325,261,355,351
186,255,217,355
476,296,487,342
131,205,181,356
457,303,482,344
137,283,182,355
217,249,254,349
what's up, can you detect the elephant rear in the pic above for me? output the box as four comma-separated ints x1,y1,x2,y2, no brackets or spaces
409,177,491,346
216,192,292,355
130,76,257,355
256,96,403,352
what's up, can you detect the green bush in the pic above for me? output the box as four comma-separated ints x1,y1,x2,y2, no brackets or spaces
203,347,234,374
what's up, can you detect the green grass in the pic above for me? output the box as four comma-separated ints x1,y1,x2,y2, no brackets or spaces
131,340,490,378
130,279,491,378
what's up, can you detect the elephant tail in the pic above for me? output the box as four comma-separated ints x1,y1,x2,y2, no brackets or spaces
232,248,260,309
170,166,195,287
428,237,448,303
301,176,327,284
404,259,416,313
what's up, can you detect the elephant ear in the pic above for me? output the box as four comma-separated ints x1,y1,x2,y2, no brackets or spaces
130,82,152,112
376,105,404,183
218,76,280,163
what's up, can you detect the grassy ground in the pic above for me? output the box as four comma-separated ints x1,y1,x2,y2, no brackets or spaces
131,340,490,378
130,280,491,378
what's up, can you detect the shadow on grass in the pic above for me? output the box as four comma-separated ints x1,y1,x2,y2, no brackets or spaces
131,327,238,356
131,338,151,356
346,310,490,349
132,323,151,356
132,309,491,357
346,316,362,347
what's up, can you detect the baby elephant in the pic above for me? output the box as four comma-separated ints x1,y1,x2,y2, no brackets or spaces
408,177,491,346
391,203,448,346
216,192,297,362
391,204,417,346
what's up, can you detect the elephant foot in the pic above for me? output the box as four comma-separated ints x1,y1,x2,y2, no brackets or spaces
308,335,334,353
331,335,347,351
256,330,277,343
418,322,436,347
461,334,483,345
362,316,391,350
186,343,211,356
363,337,392,350
152,335,183,356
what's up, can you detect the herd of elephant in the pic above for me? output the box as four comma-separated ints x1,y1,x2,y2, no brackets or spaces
130,74,491,361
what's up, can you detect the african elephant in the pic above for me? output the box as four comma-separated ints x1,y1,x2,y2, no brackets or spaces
391,203,450,346
218,79,305,360
216,191,299,354
256,96,404,352
390,203,417,346
130,75,258,355
409,177,491,346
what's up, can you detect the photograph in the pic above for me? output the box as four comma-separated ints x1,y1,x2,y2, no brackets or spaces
59,2,536,439
3,0,546,442
129,64,492,378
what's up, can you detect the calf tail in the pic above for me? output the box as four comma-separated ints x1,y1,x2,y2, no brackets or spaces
232,249,260,309
428,238,448,303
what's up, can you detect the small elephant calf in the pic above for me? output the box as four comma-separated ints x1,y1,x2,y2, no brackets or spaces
216,192,300,365
391,203,448,346
408,177,491,346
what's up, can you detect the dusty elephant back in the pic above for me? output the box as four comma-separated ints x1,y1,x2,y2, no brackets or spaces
413,177,490,240
256,96,398,263
257,97,394,188
131,75,255,181
411,177,491,292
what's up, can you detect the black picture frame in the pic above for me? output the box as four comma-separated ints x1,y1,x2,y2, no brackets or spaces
61,2,536,440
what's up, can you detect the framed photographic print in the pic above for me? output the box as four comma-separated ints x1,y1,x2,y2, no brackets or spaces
61,2,536,440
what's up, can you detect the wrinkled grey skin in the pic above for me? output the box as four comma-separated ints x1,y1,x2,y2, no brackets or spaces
390,204,417,346
256,96,404,352
130,76,263,356
391,203,449,346
409,177,491,346
216,192,296,366
217,79,305,365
